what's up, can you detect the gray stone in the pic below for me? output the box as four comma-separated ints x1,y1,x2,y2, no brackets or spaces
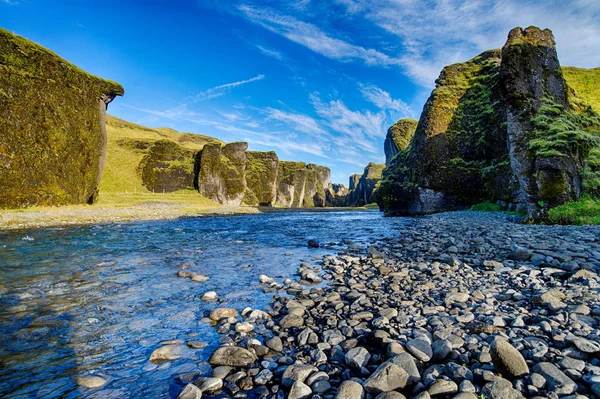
364,360,409,394
194,377,223,394
481,378,525,399
406,338,432,362
74,375,107,389
178,384,202,399
432,339,452,361
149,344,185,364
491,338,530,377
346,347,371,369
390,353,421,385
532,362,577,395
281,364,317,388
266,336,283,352
209,346,257,367
428,379,458,396
289,381,312,399
335,380,364,399
279,314,304,329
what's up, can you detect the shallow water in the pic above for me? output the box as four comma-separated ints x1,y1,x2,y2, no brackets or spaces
0,210,404,398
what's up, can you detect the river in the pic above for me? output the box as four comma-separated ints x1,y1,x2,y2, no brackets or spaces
0,210,405,398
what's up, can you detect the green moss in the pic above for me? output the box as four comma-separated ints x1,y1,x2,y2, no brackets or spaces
0,28,123,208
245,151,278,206
138,140,196,192
548,196,600,225
563,66,600,112
387,119,418,152
470,201,504,212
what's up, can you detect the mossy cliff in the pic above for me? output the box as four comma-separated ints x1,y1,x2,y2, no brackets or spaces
276,162,330,208
138,140,196,193
384,119,418,166
196,142,249,206
244,151,279,206
0,28,123,208
379,26,600,217
101,115,221,194
335,163,385,206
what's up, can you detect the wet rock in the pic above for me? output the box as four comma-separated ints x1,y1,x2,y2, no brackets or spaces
150,344,185,363
308,239,320,248
375,392,406,399
194,377,223,394
178,383,202,399
74,375,107,389
234,322,254,333
201,291,218,301
259,275,273,284
266,336,283,352
209,346,257,367
254,369,273,385
210,308,238,321
490,338,530,377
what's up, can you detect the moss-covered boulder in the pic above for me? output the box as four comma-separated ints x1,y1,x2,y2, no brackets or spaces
138,140,196,192
384,119,418,166
379,26,600,217
197,142,248,206
0,28,123,208
244,151,279,206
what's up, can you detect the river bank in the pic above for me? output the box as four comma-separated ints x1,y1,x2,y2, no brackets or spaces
0,191,371,231
192,211,600,399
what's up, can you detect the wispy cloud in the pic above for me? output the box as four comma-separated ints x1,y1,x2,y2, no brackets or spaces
1,0,19,5
193,74,265,101
358,83,412,114
265,107,326,136
238,4,401,68
255,45,286,60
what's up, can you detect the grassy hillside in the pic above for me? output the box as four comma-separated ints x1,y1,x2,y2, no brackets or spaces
99,115,222,196
563,66,600,112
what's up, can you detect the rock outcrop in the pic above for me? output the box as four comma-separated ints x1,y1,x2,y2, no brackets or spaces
276,162,330,208
340,163,385,206
244,151,279,206
0,28,123,208
379,26,600,217
384,119,418,166
196,142,249,207
138,140,196,192
326,183,348,207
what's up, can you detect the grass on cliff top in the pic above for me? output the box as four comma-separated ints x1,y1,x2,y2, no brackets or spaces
548,196,600,225
100,115,222,194
563,66,600,112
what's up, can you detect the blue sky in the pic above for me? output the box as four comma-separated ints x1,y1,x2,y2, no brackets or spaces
2,0,599,184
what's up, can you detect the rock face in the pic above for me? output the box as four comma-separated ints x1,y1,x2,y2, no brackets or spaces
138,140,196,192
379,26,600,217
384,119,418,166
276,162,330,208
196,142,248,206
0,28,124,208
336,163,386,206
244,151,279,206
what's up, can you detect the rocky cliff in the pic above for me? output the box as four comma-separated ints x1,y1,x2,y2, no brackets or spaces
244,151,279,206
379,26,600,217
0,28,123,208
138,140,196,192
384,119,418,166
276,162,330,208
332,163,385,206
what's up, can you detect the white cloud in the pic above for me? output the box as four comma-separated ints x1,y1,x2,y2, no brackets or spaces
238,4,402,68
358,83,411,114
1,0,19,5
265,107,326,136
335,0,600,86
194,74,265,101
255,45,286,60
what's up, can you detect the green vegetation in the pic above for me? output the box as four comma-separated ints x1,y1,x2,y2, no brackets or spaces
563,67,600,112
137,140,196,192
470,201,504,212
387,119,418,152
548,196,600,225
101,115,221,194
0,28,123,208
245,151,278,206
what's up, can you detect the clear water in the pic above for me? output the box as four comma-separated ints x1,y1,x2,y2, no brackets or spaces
0,210,404,398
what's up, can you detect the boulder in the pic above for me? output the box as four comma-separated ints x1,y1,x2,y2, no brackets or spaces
208,346,257,367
